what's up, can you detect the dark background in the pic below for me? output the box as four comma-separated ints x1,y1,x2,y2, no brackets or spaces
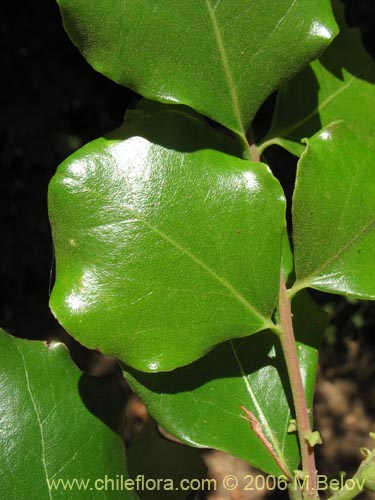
1,1,134,338
1,0,374,488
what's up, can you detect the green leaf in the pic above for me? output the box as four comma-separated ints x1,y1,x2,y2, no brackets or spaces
282,231,293,281
49,104,286,372
0,329,135,500
127,418,207,500
263,0,375,156
123,292,328,476
291,121,375,299
57,0,337,136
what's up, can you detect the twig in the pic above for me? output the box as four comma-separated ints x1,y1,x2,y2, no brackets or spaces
246,128,260,162
278,272,318,499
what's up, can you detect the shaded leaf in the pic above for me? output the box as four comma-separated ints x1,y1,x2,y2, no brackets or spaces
127,419,207,500
264,0,375,156
124,292,328,476
291,121,375,299
57,0,337,136
49,104,285,372
282,231,293,281
0,329,134,500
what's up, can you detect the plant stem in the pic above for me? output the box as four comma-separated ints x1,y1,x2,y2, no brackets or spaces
327,448,375,500
288,481,304,500
245,128,260,162
278,272,318,499
243,131,317,498
257,137,282,156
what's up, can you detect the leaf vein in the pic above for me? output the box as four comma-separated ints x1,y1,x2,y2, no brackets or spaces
229,341,288,470
125,211,272,328
205,0,244,134
15,345,53,500
273,63,373,140
297,216,375,288
244,0,298,72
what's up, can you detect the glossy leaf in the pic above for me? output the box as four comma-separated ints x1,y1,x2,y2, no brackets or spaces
127,418,207,500
291,121,375,299
57,0,337,136
49,105,286,372
0,329,134,500
264,0,375,156
124,292,328,476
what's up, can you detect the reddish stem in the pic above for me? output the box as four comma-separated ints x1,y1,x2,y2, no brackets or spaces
278,272,318,499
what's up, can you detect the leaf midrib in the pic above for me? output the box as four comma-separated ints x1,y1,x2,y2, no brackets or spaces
101,209,273,329
15,343,53,500
229,340,289,472
205,0,245,134
206,0,299,137
270,62,373,141
295,216,375,291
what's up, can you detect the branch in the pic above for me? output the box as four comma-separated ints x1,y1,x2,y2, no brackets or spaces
245,128,260,162
278,272,318,499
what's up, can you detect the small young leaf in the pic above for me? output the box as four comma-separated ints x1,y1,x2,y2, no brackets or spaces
49,104,286,372
123,292,328,476
304,431,322,447
288,419,297,433
57,0,337,136
0,329,134,500
292,121,375,299
264,0,375,156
